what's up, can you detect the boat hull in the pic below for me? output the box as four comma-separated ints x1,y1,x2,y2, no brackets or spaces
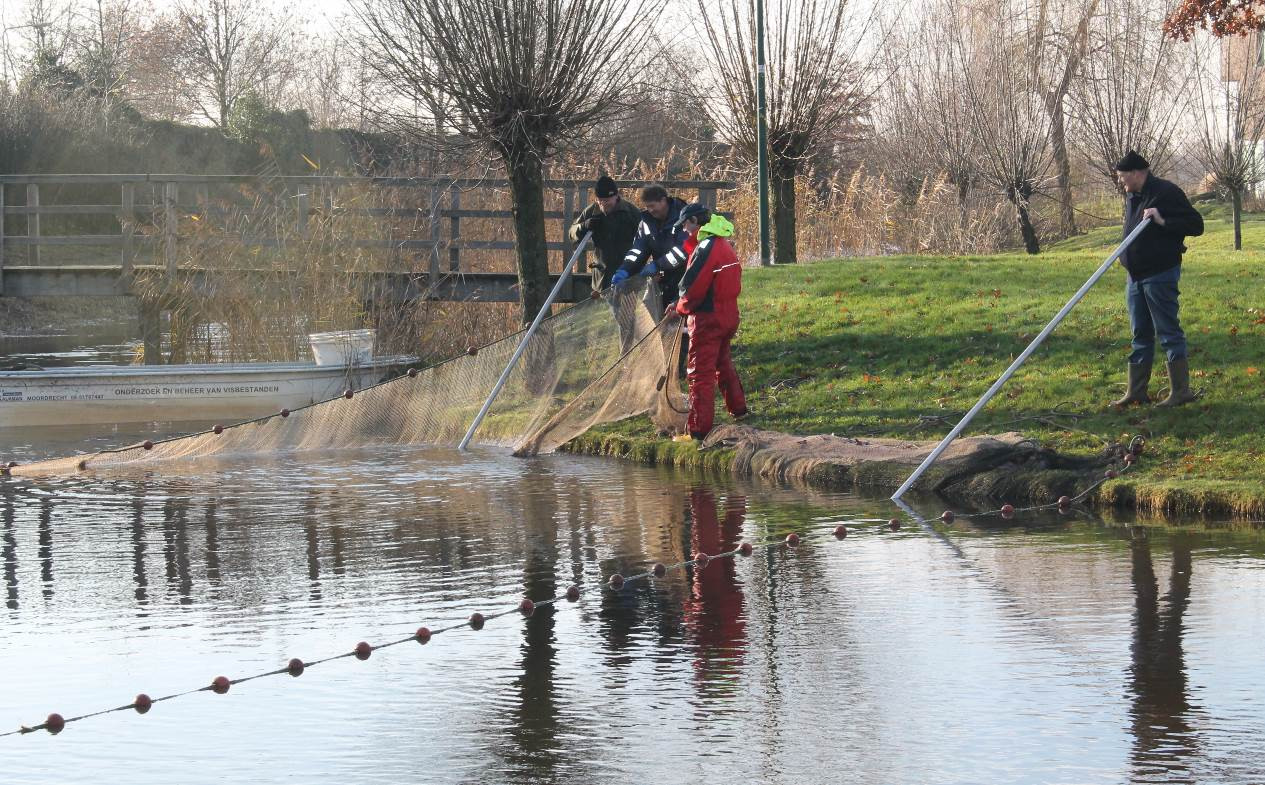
0,359,410,427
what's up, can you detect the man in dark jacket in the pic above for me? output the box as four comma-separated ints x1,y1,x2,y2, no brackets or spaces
568,175,641,292
609,184,690,311
1111,150,1205,408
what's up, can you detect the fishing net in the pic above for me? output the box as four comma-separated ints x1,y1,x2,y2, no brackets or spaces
9,279,688,477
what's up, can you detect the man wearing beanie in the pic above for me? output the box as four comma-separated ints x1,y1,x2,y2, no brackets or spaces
568,175,641,293
1112,149,1204,408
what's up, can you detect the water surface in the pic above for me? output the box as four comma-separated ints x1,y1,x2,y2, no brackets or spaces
0,443,1262,784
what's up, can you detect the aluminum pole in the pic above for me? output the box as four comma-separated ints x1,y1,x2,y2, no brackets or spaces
458,232,592,451
891,218,1151,501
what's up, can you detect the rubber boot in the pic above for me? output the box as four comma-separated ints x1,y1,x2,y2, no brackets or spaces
1157,357,1197,407
1111,360,1152,407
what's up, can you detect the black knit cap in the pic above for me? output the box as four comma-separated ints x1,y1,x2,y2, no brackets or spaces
594,175,618,198
1114,150,1150,172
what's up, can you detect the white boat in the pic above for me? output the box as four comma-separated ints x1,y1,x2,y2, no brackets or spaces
0,331,414,427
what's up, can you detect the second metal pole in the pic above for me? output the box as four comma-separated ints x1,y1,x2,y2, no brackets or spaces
890,218,1151,501
458,233,592,451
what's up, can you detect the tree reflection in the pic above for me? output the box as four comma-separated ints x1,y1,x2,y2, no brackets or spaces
1128,533,1198,783
2,483,18,610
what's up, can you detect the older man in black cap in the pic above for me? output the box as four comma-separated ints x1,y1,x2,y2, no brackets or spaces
1112,150,1204,408
569,175,642,293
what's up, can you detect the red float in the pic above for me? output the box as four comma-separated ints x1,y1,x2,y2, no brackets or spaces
739,542,753,557
280,409,291,418
1058,495,1072,508
652,563,666,577
343,389,354,400
287,658,305,677
519,598,535,617
407,368,419,378
354,642,372,660
142,440,154,450
1001,504,1015,518
590,290,602,300
1105,469,1118,479
467,346,479,356
833,525,848,539
77,459,88,471
6,461,16,468
1124,453,1136,465
785,533,800,547
134,693,153,714
415,626,432,644
565,585,581,602
940,511,954,523
469,612,486,630
213,424,224,435
889,519,901,531
211,676,231,695
609,573,625,590
45,713,65,735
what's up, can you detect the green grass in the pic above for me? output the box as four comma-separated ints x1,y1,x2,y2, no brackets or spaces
575,205,1265,517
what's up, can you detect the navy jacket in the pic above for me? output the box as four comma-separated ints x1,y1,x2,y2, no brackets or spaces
617,196,690,301
1122,174,1204,280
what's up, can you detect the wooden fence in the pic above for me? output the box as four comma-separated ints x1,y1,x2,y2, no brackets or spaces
0,174,736,299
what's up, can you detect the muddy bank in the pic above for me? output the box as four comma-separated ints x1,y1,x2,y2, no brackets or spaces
564,424,1265,520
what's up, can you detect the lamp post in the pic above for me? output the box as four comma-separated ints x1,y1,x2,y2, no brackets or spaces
755,0,771,266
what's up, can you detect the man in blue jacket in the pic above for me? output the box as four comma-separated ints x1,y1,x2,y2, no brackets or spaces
609,184,690,312
1112,150,1205,408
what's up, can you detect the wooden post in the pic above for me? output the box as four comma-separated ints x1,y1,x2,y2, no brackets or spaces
562,184,574,273
575,185,588,275
296,190,310,238
428,184,441,280
448,186,461,272
26,184,40,266
120,183,136,280
163,181,178,278
140,300,162,365
0,184,6,296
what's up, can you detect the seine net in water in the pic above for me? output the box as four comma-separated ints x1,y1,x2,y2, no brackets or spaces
11,280,687,477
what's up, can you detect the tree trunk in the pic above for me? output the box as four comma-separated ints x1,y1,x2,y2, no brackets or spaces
1232,188,1242,251
771,165,797,265
507,155,551,325
1048,99,1077,237
1010,188,1041,255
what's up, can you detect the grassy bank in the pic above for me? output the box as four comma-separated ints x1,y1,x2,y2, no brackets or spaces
570,205,1265,518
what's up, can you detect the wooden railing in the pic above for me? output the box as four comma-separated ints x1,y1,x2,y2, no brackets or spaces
0,174,736,297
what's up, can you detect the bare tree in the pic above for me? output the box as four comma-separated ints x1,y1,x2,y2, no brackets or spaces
353,0,663,323
70,0,142,100
952,0,1054,254
1189,32,1265,249
877,6,981,219
173,0,296,130
691,0,880,265
1029,0,1100,237
1069,0,1190,189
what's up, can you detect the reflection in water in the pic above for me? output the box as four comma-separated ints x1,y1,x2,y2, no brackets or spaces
0,451,1262,785
38,497,53,601
1129,533,1198,783
685,488,747,693
2,484,16,610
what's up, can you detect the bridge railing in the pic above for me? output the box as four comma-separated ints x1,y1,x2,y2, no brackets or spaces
0,174,736,298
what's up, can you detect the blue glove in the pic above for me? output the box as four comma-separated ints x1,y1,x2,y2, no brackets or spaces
610,268,630,286
637,259,658,277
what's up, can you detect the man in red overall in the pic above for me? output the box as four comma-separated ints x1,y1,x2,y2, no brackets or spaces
669,203,748,443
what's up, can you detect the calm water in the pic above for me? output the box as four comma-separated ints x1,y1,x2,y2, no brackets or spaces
0,439,1262,785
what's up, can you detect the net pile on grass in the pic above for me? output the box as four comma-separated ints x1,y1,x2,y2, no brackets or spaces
10,280,687,477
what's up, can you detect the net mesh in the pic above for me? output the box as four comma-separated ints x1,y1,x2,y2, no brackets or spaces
11,280,687,477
